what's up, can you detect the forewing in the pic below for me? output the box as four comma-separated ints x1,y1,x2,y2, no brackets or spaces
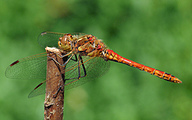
38,32,66,48
5,53,47,79
6,52,110,97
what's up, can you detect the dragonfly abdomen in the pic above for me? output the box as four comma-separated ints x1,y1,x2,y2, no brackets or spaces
140,65,181,83
105,49,182,83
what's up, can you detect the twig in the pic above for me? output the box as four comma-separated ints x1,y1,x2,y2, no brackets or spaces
44,47,67,120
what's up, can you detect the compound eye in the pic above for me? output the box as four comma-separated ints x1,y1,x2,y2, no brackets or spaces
58,41,61,46
58,40,62,48
63,34,73,42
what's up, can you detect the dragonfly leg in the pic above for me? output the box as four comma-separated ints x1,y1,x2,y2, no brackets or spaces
53,86,63,98
58,51,73,58
65,55,87,80
70,54,78,62
77,55,81,79
79,55,87,78
47,54,74,67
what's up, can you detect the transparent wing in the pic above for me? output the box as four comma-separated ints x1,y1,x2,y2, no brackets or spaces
28,80,46,98
28,55,110,97
5,53,47,79
38,32,88,48
64,55,110,90
38,31,66,48
6,52,110,98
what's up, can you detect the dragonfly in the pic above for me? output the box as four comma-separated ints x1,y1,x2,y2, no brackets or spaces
5,32,182,98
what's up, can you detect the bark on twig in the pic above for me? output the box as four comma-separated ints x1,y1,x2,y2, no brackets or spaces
44,47,67,120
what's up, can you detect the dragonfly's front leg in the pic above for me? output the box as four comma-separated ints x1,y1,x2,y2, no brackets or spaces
47,54,74,67
46,47,75,66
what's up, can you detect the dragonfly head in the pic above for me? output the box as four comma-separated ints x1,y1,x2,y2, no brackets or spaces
58,34,73,52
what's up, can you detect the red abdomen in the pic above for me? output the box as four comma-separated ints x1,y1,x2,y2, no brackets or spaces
105,49,182,83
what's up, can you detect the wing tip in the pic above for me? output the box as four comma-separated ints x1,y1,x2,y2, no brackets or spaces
41,31,47,36
10,60,19,66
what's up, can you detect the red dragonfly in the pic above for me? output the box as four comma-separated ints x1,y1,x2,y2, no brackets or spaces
5,32,182,97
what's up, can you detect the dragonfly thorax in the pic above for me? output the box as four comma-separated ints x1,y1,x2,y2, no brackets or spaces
58,33,108,58
76,36,107,58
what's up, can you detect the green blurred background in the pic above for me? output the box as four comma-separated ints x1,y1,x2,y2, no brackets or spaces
0,0,191,120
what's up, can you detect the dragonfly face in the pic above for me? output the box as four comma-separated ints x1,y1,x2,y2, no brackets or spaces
58,34,73,52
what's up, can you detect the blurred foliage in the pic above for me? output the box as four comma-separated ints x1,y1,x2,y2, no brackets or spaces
0,0,192,120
